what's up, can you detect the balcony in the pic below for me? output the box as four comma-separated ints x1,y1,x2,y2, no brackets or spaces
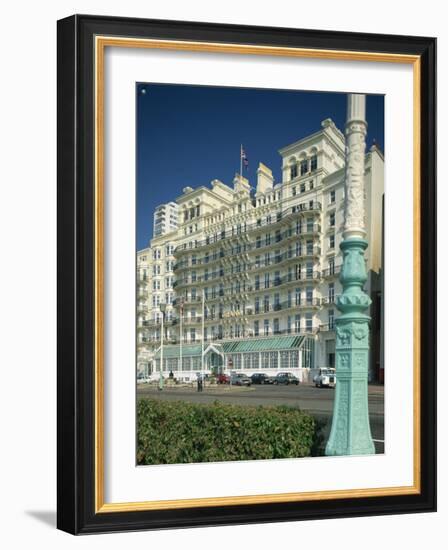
174,203,322,255
321,265,342,278
319,323,335,332
321,294,339,306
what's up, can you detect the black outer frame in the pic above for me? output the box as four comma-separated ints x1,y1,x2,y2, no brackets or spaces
57,14,436,535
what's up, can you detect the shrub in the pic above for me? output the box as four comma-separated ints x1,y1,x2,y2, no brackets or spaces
137,399,316,465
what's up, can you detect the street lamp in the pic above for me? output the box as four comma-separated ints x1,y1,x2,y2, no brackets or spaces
159,302,166,391
325,94,375,456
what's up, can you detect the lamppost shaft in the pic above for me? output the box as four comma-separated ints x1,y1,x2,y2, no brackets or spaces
325,94,375,456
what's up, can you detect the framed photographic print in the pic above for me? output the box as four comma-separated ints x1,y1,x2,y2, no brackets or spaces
57,14,436,534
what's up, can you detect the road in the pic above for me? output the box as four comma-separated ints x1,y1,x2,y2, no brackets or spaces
137,383,384,454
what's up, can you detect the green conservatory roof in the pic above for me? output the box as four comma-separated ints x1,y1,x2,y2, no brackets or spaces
154,336,305,358
221,336,305,353
154,344,202,359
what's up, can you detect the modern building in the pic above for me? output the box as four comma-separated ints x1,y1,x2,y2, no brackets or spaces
153,201,179,237
137,118,384,383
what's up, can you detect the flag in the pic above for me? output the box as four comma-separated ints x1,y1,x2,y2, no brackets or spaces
241,145,249,168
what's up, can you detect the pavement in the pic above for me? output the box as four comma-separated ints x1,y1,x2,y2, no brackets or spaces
137,382,384,454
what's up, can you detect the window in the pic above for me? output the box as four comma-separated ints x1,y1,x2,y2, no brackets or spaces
295,288,301,306
310,155,317,171
287,290,292,308
273,318,280,334
329,234,335,249
264,319,270,336
275,229,281,242
300,159,308,175
191,271,197,282
190,328,196,342
254,321,259,336
265,233,271,246
274,271,281,286
287,316,292,334
305,313,313,332
264,273,270,289
264,295,270,313
329,258,335,275
306,262,313,278
255,255,261,268
307,218,314,232
306,287,313,305
329,282,335,303
295,314,301,333
292,186,297,196
290,164,298,179
300,183,306,193
256,236,262,249
265,252,270,266
329,212,335,227
255,297,260,314
255,275,260,290
329,309,335,330
306,239,313,255
274,293,280,311
330,190,336,204
309,179,314,190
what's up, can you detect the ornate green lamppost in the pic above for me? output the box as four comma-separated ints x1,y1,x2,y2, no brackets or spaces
325,94,375,456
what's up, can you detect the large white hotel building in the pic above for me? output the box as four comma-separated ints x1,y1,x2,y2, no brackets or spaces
137,118,384,383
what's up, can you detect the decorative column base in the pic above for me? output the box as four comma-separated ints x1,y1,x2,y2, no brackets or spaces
325,238,375,456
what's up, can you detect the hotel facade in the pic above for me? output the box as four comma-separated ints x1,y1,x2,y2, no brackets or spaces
137,118,384,383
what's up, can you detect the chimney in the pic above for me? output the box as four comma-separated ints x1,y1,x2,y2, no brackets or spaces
256,163,274,194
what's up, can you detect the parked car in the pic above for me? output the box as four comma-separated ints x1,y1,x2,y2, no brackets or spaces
313,368,336,388
273,372,300,385
137,374,150,385
217,373,230,384
230,373,252,386
250,373,273,385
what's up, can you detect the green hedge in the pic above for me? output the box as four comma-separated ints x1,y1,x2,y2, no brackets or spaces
137,399,316,465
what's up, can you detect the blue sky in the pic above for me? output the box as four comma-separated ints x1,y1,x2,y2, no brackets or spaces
136,84,384,250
